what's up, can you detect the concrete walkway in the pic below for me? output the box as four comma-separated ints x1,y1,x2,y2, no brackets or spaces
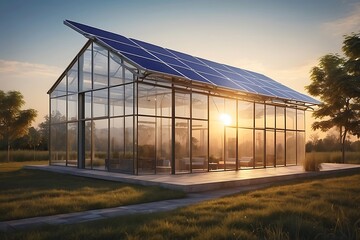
1,163,359,232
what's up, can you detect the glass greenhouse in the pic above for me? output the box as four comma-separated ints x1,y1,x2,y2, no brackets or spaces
48,20,319,175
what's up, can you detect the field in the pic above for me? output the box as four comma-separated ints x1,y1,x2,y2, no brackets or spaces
1,171,360,239
0,161,185,221
0,150,49,162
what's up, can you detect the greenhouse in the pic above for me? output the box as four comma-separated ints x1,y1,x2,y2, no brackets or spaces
48,20,319,175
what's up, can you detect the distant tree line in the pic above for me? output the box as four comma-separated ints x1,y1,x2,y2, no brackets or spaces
306,133,360,153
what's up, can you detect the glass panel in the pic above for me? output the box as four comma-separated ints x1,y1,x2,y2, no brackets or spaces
255,103,265,129
85,92,92,119
266,130,275,167
52,75,67,97
109,52,123,86
93,89,108,118
276,130,285,166
110,86,124,117
192,120,208,172
276,106,285,129
286,131,296,165
51,96,66,123
138,117,156,174
175,119,190,173
67,94,78,121
67,122,78,167
209,96,224,170
124,66,134,83
50,123,66,165
255,130,264,168
92,119,108,170
68,61,78,94
238,101,253,128
286,108,296,130
297,110,305,130
125,83,133,115
156,118,172,174
125,116,134,172
192,93,208,120
138,84,156,116
266,105,275,129
155,86,172,117
238,128,253,169
93,43,108,89
175,92,190,118
225,127,236,170
109,117,128,172
297,132,305,165
225,98,236,127
79,45,92,91
85,120,92,169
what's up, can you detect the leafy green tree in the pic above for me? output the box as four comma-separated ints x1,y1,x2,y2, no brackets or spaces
0,90,37,161
306,33,360,163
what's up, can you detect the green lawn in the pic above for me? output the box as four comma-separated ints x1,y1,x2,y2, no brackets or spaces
0,161,185,221
3,171,360,240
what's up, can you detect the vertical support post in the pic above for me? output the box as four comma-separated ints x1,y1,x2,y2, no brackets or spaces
78,93,85,169
171,86,176,175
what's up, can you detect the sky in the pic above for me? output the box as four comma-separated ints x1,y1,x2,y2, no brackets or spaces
0,0,359,140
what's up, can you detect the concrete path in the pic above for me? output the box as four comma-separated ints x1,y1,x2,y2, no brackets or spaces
1,163,359,232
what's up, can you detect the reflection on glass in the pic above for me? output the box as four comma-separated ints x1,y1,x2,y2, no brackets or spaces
92,119,108,170
192,120,208,172
93,43,108,89
79,45,92,91
138,84,156,116
67,122,78,167
297,132,305,165
266,105,275,128
175,92,190,118
156,118,172,174
67,94,78,121
255,130,264,168
93,89,108,118
138,117,156,174
238,101,253,128
125,84,133,115
85,121,92,169
124,116,134,172
109,53,123,86
209,96,223,170
238,128,253,168
175,119,190,173
225,127,236,170
286,131,296,165
109,117,127,172
276,130,285,166
50,123,66,165
255,103,265,128
192,93,208,120
276,106,285,129
266,131,275,167
110,86,124,117
51,96,66,123
85,92,92,119
156,87,171,117
297,110,305,130
286,108,296,130
68,61,78,94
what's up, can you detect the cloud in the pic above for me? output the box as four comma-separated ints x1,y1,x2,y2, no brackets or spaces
0,59,62,79
323,3,360,36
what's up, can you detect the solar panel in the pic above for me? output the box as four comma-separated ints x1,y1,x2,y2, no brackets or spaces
64,20,320,105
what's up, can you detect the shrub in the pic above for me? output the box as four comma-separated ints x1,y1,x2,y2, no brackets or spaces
304,153,322,171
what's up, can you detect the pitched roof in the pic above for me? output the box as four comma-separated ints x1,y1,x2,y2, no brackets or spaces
62,20,319,105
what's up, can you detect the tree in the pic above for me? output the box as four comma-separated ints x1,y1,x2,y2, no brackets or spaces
28,127,41,160
0,90,37,161
306,33,360,163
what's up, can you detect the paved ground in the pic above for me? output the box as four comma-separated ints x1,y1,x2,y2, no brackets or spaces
1,163,359,232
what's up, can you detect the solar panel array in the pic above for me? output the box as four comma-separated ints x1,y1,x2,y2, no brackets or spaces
65,20,319,104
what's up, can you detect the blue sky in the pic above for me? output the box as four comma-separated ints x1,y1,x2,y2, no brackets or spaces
0,0,359,137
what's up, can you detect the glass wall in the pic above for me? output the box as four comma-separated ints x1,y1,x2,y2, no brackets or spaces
50,40,308,175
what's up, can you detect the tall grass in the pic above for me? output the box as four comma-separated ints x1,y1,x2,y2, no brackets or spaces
0,150,49,162
306,151,360,164
2,172,360,240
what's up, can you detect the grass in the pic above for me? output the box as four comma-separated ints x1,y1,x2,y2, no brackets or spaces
0,150,49,162
2,172,360,239
0,161,185,221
